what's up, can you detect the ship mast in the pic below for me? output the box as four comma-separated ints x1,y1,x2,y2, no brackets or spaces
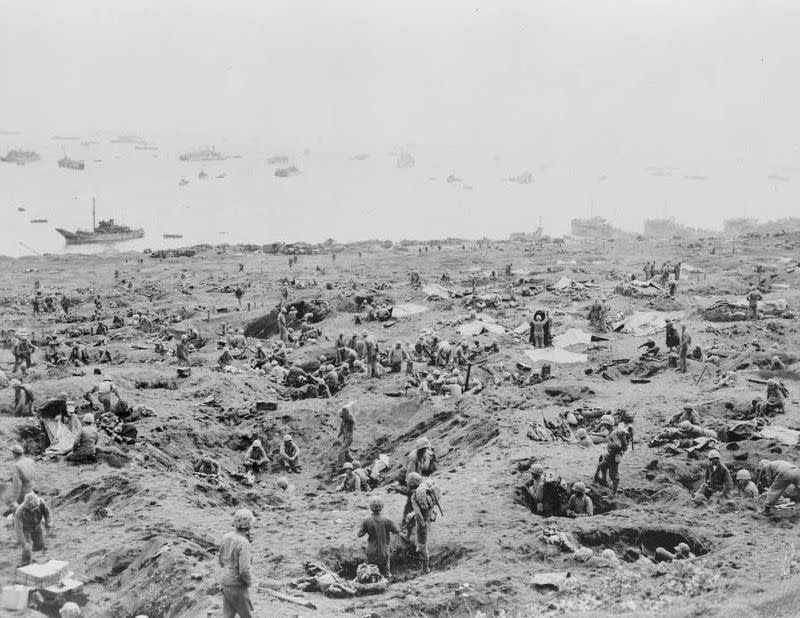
92,197,96,231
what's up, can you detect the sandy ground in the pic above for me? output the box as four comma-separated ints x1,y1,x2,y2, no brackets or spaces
1,234,800,618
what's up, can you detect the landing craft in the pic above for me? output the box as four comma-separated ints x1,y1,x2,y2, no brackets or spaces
55,198,144,245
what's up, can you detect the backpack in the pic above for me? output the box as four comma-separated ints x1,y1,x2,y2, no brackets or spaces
414,481,441,514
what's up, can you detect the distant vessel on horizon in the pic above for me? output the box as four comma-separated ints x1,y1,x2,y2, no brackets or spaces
58,156,85,170
135,144,159,151
1,150,40,165
163,233,183,239
110,135,148,145
56,198,144,245
180,146,227,162
30,218,48,224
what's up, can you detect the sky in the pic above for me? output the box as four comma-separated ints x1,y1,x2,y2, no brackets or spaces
2,0,800,227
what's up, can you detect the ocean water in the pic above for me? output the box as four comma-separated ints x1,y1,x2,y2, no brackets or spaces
2,134,799,258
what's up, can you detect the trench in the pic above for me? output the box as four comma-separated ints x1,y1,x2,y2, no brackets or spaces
513,483,616,517
320,542,469,582
575,526,712,561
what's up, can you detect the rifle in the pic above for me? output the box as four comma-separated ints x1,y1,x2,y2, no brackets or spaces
464,364,472,390
430,486,444,518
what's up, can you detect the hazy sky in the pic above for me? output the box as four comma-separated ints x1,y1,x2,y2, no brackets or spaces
3,0,800,161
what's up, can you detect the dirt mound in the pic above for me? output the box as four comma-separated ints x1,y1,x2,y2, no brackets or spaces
245,298,331,338
56,474,141,518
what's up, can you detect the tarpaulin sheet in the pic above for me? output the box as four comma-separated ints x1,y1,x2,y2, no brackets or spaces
459,320,505,336
612,312,667,336
391,303,428,318
524,348,587,364
553,328,591,348
422,284,451,300
43,417,82,455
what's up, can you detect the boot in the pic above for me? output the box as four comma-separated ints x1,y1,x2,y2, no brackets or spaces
420,556,430,574
610,479,619,499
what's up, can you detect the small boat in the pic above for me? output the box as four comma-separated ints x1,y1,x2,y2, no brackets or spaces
17,207,26,212
58,156,85,170
198,170,208,180
179,178,189,186
163,233,183,239
30,219,48,223
216,173,226,178
56,198,144,245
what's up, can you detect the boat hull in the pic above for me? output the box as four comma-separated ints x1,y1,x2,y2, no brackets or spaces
56,228,145,245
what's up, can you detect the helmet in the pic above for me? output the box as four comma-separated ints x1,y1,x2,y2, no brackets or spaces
11,444,24,456
415,437,432,450
277,477,289,490
531,464,544,476
395,342,402,347
369,496,384,512
600,414,614,427
407,472,423,488
233,508,255,530
181,334,187,341
707,449,721,460
621,410,636,422
679,420,693,432
575,428,587,439
58,392,69,401
736,469,751,481
352,460,361,468
759,458,771,470
283,434,293,442
82,413,95,424
572,482,586,493
342,462,353,470
674,542,691,554
10,379,22,388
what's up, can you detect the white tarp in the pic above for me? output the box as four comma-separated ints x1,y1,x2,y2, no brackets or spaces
682,263,703,273
391,303,428,318
422,284,451,300
459,320,506,336
612,312,667,336
525,348,587,364
759,426,800,446
43,417,82,455
553,328,591,349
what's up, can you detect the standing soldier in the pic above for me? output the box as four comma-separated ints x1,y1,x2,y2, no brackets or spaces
277,307,288,343
357,496,400,578
335,402,355,468
218,509,256,618
747,287,763,320
679,325,692,373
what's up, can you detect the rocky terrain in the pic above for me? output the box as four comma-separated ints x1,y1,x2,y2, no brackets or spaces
1,233,800,617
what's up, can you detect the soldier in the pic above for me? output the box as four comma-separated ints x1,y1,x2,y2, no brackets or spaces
357,496,400,578
407,472,440,574
759,459,800,514
335,403,355,468
693,450,733,503
747,287,763,320
735,469,758,499
565,482,594,517
679,325,691,373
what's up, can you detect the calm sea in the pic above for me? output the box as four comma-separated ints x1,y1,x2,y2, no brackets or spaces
1,133,797,258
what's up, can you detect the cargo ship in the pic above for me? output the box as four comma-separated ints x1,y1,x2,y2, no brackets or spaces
56,199,144,245
58,156,85,170
1,150,40,165
180,146,226,161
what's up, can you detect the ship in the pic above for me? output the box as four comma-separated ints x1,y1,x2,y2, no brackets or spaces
135,144,159,150
56,199,144,245
198,170,208,180
180,146,226,161
58,156,85,170
163,233,183,239
110,135,148,145
570,217,626,239
178,178,189,186
30,219,48,223
1,150,40,165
